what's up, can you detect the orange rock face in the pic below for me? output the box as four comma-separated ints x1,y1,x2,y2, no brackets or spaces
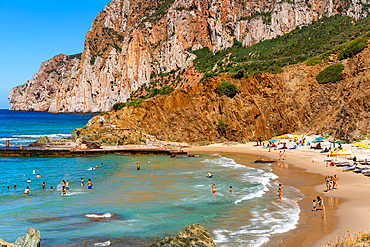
9,0,358,113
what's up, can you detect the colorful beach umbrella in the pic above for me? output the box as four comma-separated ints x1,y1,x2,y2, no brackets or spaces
315,137,325,140
335,140,345,143
351,142,366,146
312,140,324,143
269,139,277,142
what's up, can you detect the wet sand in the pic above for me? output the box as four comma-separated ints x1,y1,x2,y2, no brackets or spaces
186,143,370,246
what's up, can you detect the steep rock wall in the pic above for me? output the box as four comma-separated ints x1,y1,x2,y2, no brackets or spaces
9,0,362,112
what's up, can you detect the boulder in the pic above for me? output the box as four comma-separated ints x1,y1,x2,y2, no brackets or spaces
0,238,15,247
13,228,41,247
151,224,216,247
35,136,55,143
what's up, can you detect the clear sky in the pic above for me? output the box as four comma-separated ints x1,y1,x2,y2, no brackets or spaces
0,0,111,109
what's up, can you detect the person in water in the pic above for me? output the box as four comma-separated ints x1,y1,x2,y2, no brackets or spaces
85,179,93,189
137,162,140,170
101,163,103,166
50,186,53,192
61,180,66,186
24,186,31,194
13,185,16,189
210,183,216,194
27,178,31,183
41,182,45,190
7,186,9,190
60,186,66,195
66,180,70,190
35,173,41,178
277,184,282,200
96,164,99,169
230,186,233,194
80,177,84,187
206,172,213,178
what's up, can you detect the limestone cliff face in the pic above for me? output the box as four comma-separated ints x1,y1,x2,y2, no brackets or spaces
9,0,359,112
75,43,370,143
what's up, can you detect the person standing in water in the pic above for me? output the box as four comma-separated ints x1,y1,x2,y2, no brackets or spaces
230,186,233,194
50,186,53,192
211,183,216,194
85,179,93,190
96,164,99,169
137,162,140,170
66,180,70,190
80,177,84,187
277,184,282,199
60,186,66,195
27,178,31,183
41,182,45,190
24,186,31,194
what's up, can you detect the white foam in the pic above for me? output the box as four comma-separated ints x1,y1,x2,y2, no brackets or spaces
12,134,71,138
94,241,110,246
234,189,265,204
85,213,112,218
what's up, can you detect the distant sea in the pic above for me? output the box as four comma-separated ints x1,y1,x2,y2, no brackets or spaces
0,110,303,246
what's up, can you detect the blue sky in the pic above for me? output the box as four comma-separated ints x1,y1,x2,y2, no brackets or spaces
0,0,111,109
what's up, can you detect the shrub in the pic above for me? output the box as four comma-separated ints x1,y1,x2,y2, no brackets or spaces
337,37,368,60
231,69,244,78
112,102,126,111
216,79,238,97
316,63,344,84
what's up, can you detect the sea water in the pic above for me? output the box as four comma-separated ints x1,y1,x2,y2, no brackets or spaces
0,110,303,246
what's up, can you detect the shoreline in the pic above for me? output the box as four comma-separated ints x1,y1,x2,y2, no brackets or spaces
186,143,370,246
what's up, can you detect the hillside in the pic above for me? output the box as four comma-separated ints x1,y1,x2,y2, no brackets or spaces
72,37,370,144
8,0,368,112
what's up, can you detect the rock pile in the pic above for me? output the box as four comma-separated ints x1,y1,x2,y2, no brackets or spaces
0,228,41,247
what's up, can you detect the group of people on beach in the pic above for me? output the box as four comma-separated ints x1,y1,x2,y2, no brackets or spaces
312,196,325,212
325,175,338,191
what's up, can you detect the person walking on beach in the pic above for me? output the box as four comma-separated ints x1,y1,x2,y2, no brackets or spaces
283,150,286,160
317,196,325,211
24,186,31,194
325,176,331,191
333,175,338,189
268,142,271,152
279,151,282,160
211,183,216,194
80,177,84,187
277,184,282,200
312,200,317,212
137,162,140,170
85,179,93,190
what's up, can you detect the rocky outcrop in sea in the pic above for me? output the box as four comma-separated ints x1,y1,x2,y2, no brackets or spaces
151,223,216,247
0,228,41,247
8,0,360,113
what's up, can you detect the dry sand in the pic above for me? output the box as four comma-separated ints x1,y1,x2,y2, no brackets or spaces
185,140,370,246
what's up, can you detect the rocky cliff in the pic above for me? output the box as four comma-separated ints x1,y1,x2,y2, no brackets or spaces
73,41,370,143
9,0,366,112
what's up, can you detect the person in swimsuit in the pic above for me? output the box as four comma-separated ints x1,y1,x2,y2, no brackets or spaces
317,196,325,211
211,183,216,194
277,184,282,199
325,176,330,191
283,150,286,160
312,200,317,212
333,174,338,189
137,162,140,170
41,182,45,190
230,186,233,194
96,164,99,169
7,186,9,190
27,178,31,183
60,186,66,195
14,185,16,189
24,186,31,194
80,177,84,187
206,172,212,178
66,180,70,190
279,151,282,160
85,179,93,189
50,186,53,192
101,163,103,166
61,180,66,186
35,173,41,178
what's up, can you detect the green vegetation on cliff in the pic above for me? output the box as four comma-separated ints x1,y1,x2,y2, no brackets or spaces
316,64,344,84
192,14,370,80
216,79,238,97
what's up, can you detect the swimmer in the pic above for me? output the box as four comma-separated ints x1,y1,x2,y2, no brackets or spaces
35,173,41,178
41,182,45,190
137,162,140,170
60,186,66,195
277,184,282,200
85,179,93,190
96,164,99,169
80,177,84,187
230,186,233,194
24,186,31,194
101,163,103,166
210,183,216,194
33,170,35,174
26,178,31,183
13,185,16,189
50,186,53,192
61,180,65,186
66,179,70,190
206,172,213,178
7,186,9,190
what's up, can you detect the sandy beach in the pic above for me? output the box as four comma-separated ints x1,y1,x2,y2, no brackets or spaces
186,140,370,246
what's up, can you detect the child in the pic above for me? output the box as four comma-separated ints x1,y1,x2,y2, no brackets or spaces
312,200,317,212
24,186,31,194
230,186,233,194
85,179,93,190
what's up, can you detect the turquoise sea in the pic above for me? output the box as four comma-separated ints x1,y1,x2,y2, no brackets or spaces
0,110,303,246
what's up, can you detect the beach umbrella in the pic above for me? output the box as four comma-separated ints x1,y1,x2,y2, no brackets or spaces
269,139,277,142
351,142,366,146
315,137,325,140
335,140,345,143
289,141,296,145
276,135,286,138
292,135,300,138
312,140,324,143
